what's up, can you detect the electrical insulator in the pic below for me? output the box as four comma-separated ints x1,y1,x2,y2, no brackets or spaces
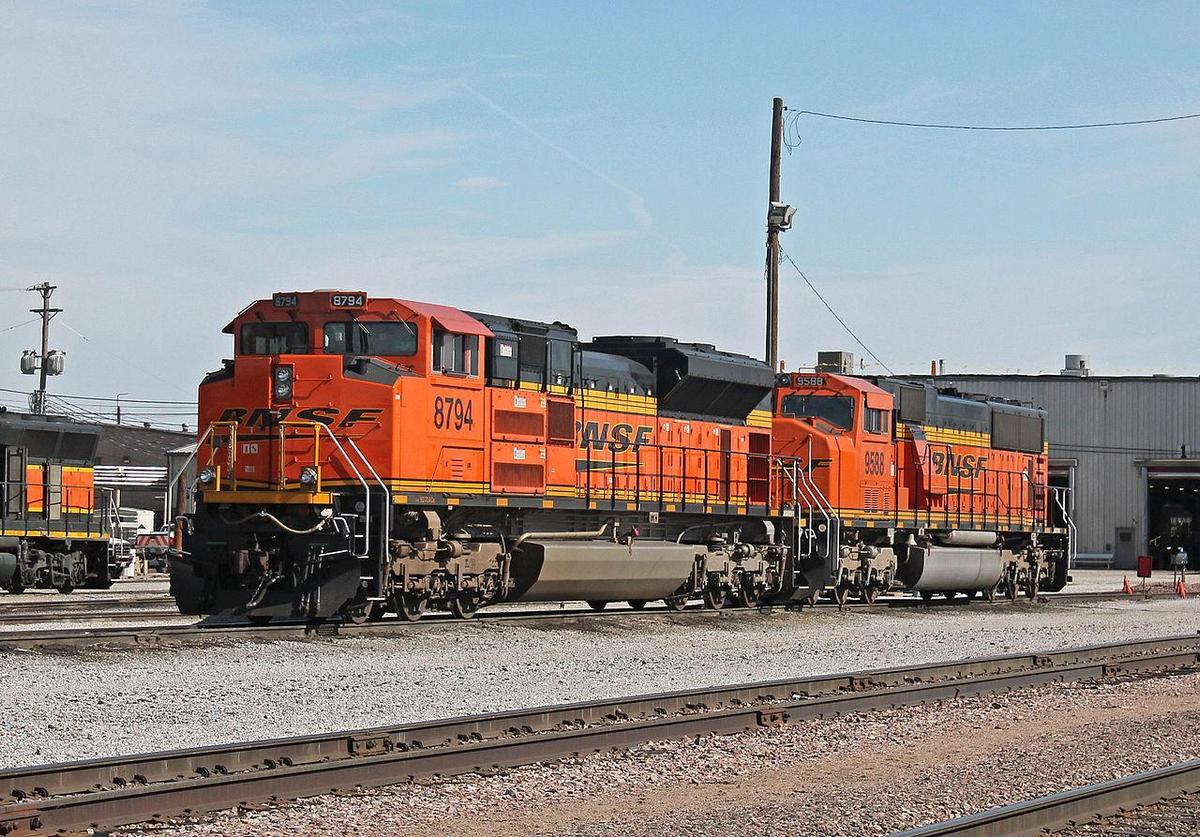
45,350,66,376
19,351,38,375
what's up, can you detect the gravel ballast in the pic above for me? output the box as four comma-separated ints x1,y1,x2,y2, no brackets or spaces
1,596,1198,768
117,669,1200,836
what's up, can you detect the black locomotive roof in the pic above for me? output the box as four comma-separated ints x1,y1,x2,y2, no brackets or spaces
465,311,577,342
0,409,101,463
586,336,774,422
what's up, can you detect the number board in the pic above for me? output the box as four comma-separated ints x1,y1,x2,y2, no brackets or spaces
794,375,826,388
330,292,368,309
272,293,299,309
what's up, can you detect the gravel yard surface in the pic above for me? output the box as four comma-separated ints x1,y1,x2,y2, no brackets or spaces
2,596,1198,769
118,669,1200,836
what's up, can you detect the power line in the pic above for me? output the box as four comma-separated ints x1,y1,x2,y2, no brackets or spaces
58,319,183,390
784,106,1200,152
0,387,195,406
0,317,40,333
788,107,1200,132
779,248,894,375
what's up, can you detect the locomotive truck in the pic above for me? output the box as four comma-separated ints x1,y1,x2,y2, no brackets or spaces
168,290,1071,621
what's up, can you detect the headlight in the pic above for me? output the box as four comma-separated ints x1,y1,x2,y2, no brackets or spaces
274,381,293,400
273,365,293,383
299,467,318,486
198,467,216,485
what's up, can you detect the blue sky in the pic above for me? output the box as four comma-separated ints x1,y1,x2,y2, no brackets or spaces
1,1,1197,416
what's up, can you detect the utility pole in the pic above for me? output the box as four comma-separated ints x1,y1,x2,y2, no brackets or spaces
25,283,62,415
765,97,784,372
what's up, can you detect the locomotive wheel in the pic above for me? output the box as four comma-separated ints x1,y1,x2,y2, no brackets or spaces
860,585,879,605
1005,576,1019,601
6,576,25,595
736,585,762,609
703,588,725,610
806,587,821,608
1025,578,1040,600
395,593,427,622
831,584,849,607
57,583,74,594
663,594,688,611
586,600,608,612
627,599,647,610
449,593,480,620
342,601,375,625
984,584,998,603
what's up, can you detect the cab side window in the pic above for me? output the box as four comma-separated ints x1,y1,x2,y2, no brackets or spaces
432,329,479,375
864,406,888,435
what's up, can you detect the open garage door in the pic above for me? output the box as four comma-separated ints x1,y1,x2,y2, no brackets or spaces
1144,460,1200,570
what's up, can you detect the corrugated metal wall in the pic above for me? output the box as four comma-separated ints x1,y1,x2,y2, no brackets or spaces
915,375,1200,561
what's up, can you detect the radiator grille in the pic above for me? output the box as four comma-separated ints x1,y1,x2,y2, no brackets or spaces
493,409,544,438
547,400,575,445
493,462,544,491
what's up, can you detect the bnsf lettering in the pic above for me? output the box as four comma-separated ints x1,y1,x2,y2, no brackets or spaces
216,406,381,429
577,421,652,453
296,406,339,426
339,408,383,428
931,451,989,478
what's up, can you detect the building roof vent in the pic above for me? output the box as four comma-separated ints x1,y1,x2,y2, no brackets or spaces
1061,354,1090,377
816,351,855,374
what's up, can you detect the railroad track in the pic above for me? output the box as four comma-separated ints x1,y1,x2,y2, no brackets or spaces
0,596,179,627
1,635,1196,835
904,759,1200,836
0,590,1135,652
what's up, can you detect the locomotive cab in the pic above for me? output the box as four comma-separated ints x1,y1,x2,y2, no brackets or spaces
773,373,896,517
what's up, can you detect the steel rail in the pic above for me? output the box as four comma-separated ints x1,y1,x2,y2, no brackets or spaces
901,759,1200,836
1,636,1197,835
0,590,1153,652
0,595,171,614
0,608,182,626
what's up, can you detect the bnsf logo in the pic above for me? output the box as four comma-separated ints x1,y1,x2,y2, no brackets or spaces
217,407,383,429
931,451,988,478
578,421,653,453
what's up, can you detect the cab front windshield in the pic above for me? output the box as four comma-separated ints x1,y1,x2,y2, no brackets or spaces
324,321,418,356
780,394,855,430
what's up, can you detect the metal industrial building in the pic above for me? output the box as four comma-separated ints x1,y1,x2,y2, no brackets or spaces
909,356,1200,570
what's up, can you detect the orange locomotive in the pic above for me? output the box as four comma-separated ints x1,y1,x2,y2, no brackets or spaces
169,290,1069,620
773,372,1068,605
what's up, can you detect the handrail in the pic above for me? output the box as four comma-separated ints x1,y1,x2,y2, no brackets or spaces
1053,486,1078,567
165,421,235,520
299,423,373,560
784,461,816,552
343,434,391,596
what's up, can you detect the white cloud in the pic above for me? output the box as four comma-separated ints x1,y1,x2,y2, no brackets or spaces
455,175,510,193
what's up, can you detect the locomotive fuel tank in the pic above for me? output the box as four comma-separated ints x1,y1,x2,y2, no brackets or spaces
898,544,1008,592
934,531,999,548
506,540,697,603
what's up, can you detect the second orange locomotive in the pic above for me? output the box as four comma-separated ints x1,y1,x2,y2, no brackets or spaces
170,290,1069,620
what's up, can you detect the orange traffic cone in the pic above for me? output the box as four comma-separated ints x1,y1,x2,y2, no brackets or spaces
1122,576,1134,595
1176,579,1189,598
